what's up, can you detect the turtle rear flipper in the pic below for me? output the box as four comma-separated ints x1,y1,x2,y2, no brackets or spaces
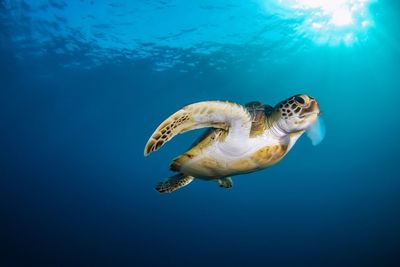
155,173,194,194
217,177,233,188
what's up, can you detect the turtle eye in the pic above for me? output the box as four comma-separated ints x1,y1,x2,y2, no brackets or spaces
295,96,305,105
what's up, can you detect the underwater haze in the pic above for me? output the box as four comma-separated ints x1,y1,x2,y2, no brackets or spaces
1,0,400,266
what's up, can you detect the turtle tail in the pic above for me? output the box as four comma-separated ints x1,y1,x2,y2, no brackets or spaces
155,173,194,194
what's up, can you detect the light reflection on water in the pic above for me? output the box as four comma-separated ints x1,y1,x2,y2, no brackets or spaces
262,0,374,45
1,0,371,71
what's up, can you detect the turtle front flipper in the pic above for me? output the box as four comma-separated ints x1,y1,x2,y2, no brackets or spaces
144,101,252,156
217,177,233,189
155,173,194,194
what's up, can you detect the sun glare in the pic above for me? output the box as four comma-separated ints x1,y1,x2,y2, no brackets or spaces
331,8,353,26
272,0,373,45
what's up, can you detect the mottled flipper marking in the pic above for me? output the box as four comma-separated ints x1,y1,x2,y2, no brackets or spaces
144,101,252,156
217,177,233,189
155,173,194,194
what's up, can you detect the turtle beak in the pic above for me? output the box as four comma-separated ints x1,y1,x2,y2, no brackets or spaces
309,99,320,114
300,99,320,117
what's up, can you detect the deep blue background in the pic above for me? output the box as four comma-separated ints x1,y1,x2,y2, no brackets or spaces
1,1,400,266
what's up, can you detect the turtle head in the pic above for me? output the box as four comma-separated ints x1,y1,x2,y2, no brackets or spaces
276,94,321,133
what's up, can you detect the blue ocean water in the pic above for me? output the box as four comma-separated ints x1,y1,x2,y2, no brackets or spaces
1,0,400,266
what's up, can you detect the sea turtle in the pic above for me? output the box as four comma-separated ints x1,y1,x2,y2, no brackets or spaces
144,94,323,193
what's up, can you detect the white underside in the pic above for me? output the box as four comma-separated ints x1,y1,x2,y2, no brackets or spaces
180,127,303,179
